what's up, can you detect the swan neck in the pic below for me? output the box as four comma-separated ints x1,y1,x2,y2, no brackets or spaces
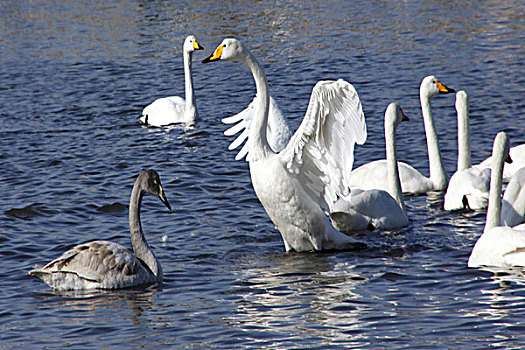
385,121,406,213
129,184,163,279
244,52,270,161
484,145,504,232
420,94,448,189
183,50,197,124
457,101,471,170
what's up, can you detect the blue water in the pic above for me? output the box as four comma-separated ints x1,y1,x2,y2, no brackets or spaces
1,0,525,348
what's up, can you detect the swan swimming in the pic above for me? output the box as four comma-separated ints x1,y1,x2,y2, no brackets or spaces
29,169,171,290
330,102,409,232
203,38,367,252
444,91,491,210
140,35,203,127
349,75,454,195
444,91,514,210
468,132,525,268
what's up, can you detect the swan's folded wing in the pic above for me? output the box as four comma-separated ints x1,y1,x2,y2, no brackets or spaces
280,79,367,210
40,241,137,282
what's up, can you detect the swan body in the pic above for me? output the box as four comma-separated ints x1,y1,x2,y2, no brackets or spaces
222,95,292,160
445,91,490,210
140,35,203,127
203,38,367,252
501,167,525,227
330,103,409,232
477,144,525,181
29,169,171,290
349,75,454,195
468,132,525,268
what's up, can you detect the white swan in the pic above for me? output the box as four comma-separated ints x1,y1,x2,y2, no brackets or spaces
444,91,491,210
29,169,171,290
203,38,367,252
140,35,203,127
501,167,525,227
222,95,292,160
468,132,525,268
349,75,454,195
477,144,525,181
330,102,409,232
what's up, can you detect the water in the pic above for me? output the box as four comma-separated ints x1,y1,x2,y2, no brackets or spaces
1,0,525,348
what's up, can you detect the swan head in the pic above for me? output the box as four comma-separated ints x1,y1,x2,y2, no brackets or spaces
183,35,204,53
139,169,171,211
493,132,512,165
202,38,247,63
420,75,455,98
385,102,409,129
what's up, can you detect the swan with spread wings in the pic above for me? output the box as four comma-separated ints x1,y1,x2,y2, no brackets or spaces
203,38,367,252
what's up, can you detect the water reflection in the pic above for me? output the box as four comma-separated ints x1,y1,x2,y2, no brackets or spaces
34,285,158,317
464,268,525,322
228,252,367,343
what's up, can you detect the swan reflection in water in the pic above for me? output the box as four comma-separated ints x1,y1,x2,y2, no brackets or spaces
225,252,368,342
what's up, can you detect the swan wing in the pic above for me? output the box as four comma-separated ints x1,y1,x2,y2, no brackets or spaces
37,241,142,283
280,79,366,210
222,95,291,160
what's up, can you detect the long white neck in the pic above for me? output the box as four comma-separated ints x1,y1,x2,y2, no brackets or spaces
456,91,471,171
420,93,448,190
183,50,197,125
484,138,505,232
385,118,406,213
242,51,270,162
129,184,163,280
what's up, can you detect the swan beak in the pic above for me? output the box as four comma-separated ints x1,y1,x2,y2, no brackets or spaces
505,154,513,164
436,81,455,94
193,41,204,51
158,186,172,211
400,108,409,122
202,45,223,63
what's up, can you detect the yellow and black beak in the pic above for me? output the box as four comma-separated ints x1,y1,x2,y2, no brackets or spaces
193,40,203,51
202,45,223,63
436,81,455,94
400,107,409,122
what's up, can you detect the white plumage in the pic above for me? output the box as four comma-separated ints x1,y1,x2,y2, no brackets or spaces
222,95,292,160
476,144,525,182
445,91,490,210
349,75,454,195
468,132,525,268
140,35,203,127
330,103,409,232
501,167,525,227
203,38,367,252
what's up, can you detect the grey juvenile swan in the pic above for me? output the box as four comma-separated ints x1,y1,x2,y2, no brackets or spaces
29,169,171,290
